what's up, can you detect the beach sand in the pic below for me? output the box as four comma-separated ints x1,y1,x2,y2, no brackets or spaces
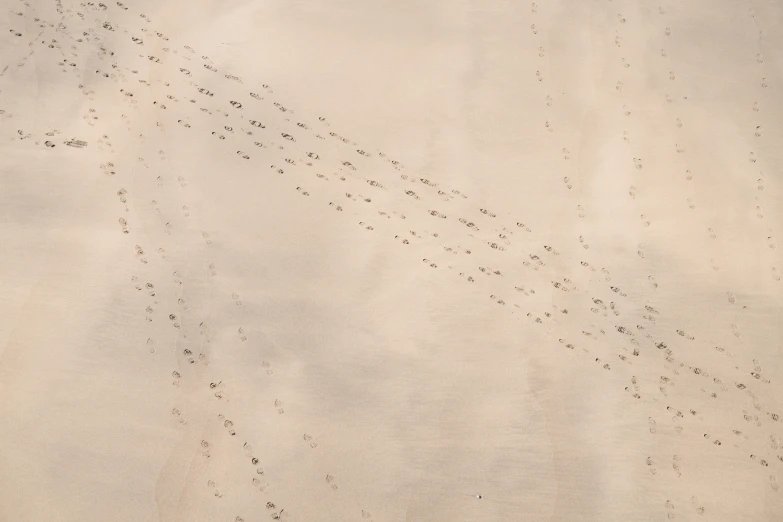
0,0,781,520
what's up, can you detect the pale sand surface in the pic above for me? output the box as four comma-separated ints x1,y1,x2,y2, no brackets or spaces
0,0,782,520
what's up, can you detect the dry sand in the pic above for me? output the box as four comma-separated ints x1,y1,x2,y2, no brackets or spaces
0,0,782,520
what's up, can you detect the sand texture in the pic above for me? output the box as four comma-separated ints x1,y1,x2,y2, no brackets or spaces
1,0,782,520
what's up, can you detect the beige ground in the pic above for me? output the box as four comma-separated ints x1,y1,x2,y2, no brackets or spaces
0,0,781,520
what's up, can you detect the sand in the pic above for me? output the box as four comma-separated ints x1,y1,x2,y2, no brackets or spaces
0,0,781,520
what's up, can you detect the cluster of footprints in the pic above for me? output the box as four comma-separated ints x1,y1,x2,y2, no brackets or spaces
1,0,780,519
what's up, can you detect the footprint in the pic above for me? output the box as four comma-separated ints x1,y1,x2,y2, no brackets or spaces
672,455,681,477
171,407,186,426
690,496,705,515
731,324,740,338
303,433,318,448
665,499,676,519
207,480,223,498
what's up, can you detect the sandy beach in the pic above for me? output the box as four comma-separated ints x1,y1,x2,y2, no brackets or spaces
0,0,781,520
